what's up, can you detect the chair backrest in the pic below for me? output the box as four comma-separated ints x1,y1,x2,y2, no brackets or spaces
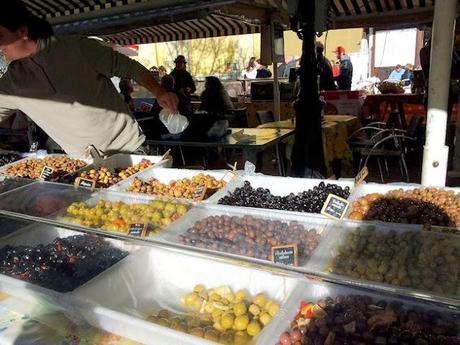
225,107,248,127
406,114,424,138
256,110,275,125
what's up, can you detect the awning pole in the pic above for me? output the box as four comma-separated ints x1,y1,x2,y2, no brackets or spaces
421,0,457,187
270,20,281,121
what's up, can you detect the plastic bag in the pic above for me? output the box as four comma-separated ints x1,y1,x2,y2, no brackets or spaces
159,109,189,134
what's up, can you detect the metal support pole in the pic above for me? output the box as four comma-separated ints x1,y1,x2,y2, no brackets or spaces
421,0,457,186
271,20,281,121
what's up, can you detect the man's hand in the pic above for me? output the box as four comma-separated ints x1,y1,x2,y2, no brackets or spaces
157,91,179,113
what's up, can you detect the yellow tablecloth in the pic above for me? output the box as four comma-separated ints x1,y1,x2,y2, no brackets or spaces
258,115,361,176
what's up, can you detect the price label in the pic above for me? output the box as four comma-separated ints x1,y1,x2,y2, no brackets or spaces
221,171,236,184
40,166,54,181
354,166,368,187
271,244,298,266
160,149,172,162
193,185,207,200
321,194,350,220
29,141,38,153
128,223,147,237
74,177,96,190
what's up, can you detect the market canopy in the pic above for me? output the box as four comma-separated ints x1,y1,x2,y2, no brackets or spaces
23,0,439,44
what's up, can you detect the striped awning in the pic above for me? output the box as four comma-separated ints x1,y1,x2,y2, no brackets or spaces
22,0,440,44
98,13,260,45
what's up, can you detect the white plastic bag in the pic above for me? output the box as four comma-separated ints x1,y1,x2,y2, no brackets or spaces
159,109,189,134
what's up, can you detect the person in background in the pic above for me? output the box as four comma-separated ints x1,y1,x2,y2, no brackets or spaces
170,55,196,98
316,42,336,91
242,57,257,79
119,78,135,112
255,59,272,79
388,64,406,80
401,63,414,83
200,76,234,116
0,0,178,156
151,75,191,117
334,46,353,90
158,65,168,78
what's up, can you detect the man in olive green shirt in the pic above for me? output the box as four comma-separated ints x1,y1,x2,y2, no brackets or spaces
0,1,178,156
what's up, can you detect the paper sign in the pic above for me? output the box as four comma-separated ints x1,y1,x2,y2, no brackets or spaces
40,166,54,181
354,166,368,187
221,171,236,184
74,177,96,190
193,185,207,200
321,194,350,220
271,243,298,266
129,223,147,237
29,141,38,153
160,149,172,162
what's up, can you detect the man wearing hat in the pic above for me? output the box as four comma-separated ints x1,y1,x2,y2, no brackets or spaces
170,55,196,98
334,46,353,90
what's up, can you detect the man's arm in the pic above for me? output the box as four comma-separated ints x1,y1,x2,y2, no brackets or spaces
186,72,196,94
79,37,178,111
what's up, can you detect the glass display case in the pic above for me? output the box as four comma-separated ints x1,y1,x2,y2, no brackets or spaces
0,171,458,344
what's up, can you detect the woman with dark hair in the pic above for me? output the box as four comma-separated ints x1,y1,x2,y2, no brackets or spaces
200,76,234,116
0,0,178,156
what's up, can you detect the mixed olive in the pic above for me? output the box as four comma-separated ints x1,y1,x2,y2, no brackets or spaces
326,227,460,296
125,173,226,199
179,215,321,263
147,284,280,344
218,181,350,213
350,188,460,227
279,294,459,345
3,156,87,180
75,159,152,188
59,199,189,236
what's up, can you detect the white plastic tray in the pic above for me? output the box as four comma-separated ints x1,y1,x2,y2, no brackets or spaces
71,245,300,345
53,189,193,239
111,167,232,199
345,182,460,220
0,224,140,308
69,153,172,189
157,203,333,267
0,153,92,179
307,218,459,305
264,277,460,345
207,173,354,205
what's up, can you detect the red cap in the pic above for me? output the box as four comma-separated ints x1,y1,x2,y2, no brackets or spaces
334,46,346,54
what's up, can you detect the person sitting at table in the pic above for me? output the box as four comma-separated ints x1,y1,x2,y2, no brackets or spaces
119,78,135,112
401,63,414,84
200,76,234,116
388,64,405,80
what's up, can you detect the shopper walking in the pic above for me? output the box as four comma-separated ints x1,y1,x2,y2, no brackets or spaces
0,0,178,156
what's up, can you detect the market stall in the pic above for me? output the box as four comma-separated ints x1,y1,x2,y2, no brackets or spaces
0,159,458,344
0,1,458,344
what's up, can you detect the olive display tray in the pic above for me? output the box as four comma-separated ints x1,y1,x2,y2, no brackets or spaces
345,181,460,220
206,173,354,209
156,203,332,268
307,218,460,306
65,153,173,189
70,245,300,345
0,223,140,309
110,167,232,200
53,188,194,240
0,153,92,181
268,277,460,345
